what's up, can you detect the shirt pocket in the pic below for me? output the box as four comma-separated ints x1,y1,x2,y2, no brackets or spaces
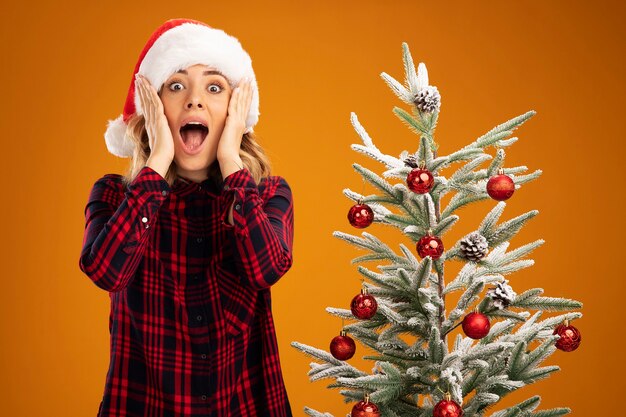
215,260,259,338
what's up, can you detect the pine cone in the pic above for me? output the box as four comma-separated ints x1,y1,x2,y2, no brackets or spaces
487,280,516,309
413,85,441,113
459,232,489,261
403,154,419,168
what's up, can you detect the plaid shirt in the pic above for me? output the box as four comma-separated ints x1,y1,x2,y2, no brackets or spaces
79,165,294,417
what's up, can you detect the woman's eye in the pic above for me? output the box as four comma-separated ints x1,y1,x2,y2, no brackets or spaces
208,83,223,93
166,81,223,93
168,82,184,91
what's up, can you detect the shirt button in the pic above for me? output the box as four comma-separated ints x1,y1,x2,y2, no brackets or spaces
161,190,168,196
201,354,207,359
235,204,241,210
198,185,202,190
201,395,207,401
196,237,203,243
193,275,199,280
196,315,203,321
224,185,230,190
141,217,148,223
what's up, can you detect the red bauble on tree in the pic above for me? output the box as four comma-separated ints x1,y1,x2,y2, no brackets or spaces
351,287,378,319
417,231,444,260
330,330,356,360
407,167,435,194
348,200,374,228
553,320,582,352
486,168,515,201
462,312,491,339
351,394,381,417
433,394,463,417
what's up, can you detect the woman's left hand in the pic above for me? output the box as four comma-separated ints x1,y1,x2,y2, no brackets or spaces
217,78,253,162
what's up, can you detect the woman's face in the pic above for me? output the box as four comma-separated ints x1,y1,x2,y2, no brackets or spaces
158,63,231,178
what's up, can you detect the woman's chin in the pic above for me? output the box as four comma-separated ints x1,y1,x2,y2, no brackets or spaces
174,150,215,170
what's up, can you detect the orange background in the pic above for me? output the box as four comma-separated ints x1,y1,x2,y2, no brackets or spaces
1,1,624,416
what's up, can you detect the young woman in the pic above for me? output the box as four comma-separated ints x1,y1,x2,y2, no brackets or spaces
79,18,294,417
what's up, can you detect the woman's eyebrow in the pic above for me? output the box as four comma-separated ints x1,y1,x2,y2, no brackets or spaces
176,69,226,78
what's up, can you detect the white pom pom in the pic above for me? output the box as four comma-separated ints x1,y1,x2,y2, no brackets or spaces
104,114,134,158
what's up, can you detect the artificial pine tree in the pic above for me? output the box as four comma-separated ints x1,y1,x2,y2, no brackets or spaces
291,43,583,417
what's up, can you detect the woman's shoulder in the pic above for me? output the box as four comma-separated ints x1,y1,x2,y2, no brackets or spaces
94,173,125,189
86,173,126,203
259,174,292,201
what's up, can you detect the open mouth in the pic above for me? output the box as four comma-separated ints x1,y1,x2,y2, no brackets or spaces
179,122,209,152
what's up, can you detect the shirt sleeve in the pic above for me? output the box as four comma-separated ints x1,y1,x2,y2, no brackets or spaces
218,168,294,291
78,165,171,292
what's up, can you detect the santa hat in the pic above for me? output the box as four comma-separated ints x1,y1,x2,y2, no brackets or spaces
104,18,259,158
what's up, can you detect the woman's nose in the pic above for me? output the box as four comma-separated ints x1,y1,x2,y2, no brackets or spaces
186,90,204,109
186,99,203,109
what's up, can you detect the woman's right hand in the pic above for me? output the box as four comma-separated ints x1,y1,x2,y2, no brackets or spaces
135,74,175,166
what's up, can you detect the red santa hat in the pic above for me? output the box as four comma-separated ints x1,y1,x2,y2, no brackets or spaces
104,18,259,157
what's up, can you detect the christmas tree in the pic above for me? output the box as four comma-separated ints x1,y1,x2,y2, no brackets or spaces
291,43,583,417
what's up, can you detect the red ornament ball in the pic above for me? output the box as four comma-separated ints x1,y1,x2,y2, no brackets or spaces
330,331,356,360
462,312,491,340
407,168,435,194
433,398,463,417
416,234,444,260
553,323,582,352
486,173,515,201
351,396,381,417
348,203,374,228
351,289,378,320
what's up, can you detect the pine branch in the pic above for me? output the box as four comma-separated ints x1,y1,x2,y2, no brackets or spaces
303,407,336,417
291,342,357,367
508,336,558,380
446,241,540,277
357,266,410,294
532,408,571,417
333,230,407,266
393,106,430,136
349,112,406,169
463,392,501,416
335,362,407,404
352,163,399,198
430,148,485,173
441,192,490,219
441,279,486,334
461,110,536,151
363,346,428,366
491,396,572,417
487,210,540,247
512,294,582,311
309,364,370,382
380,72,414,105
485,309,530,322
449,154,493,183
488,395,543,417
417,136,435,167
479,319,517,344
402,42,420,94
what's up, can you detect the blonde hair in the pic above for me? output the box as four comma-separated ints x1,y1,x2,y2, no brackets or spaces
120,112,272,189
